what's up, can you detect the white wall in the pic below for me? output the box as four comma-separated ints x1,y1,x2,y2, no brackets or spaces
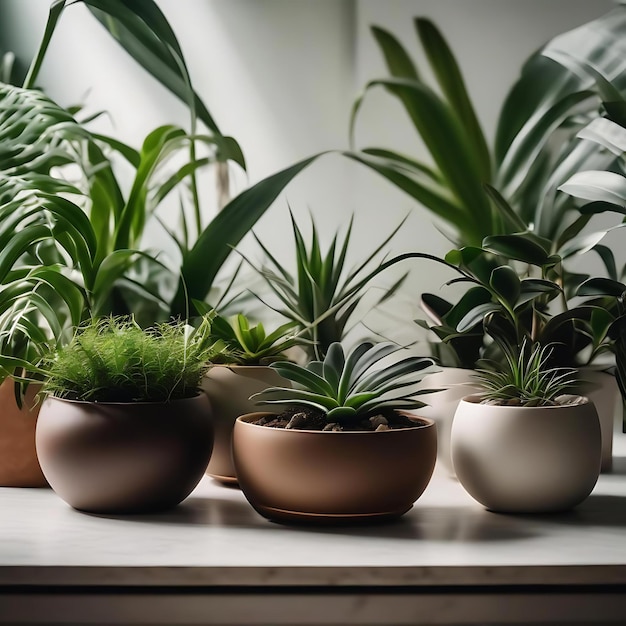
0,0,617,343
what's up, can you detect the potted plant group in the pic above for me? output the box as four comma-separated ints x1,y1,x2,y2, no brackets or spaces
451,341,602,513
200,312,306,484
232,340,438,524
34,316,215,514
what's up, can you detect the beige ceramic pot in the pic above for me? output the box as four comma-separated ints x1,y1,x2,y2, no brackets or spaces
36,394,213,513
0,379,46,487
576,367,620,472
202,365,289,484
415,367,481,476
233,412,437,523
451,395,601,513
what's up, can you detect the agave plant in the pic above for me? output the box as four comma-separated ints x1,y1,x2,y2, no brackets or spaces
473,340,577,407
252,341,437,426
348,8,626,249
243,211,417,359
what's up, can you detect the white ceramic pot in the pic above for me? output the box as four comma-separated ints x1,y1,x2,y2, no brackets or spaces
202,365,289,484
415,368,481,476
451,395,602,513
576,367,620,473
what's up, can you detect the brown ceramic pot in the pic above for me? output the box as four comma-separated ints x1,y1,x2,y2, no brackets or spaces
0,379,46,487
36,394,213,513
233,412,437,523
202,365,290,484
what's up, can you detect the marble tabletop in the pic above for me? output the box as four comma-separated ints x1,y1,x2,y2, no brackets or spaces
2,432,626,590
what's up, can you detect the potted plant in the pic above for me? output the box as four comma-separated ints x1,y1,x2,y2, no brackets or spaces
34,316,215,514
200,311,307,484
417,227,619,473
451,341,602,513
243,211,415,359
232,340,438,524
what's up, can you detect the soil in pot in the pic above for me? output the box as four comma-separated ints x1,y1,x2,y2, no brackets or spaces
251,406,417,431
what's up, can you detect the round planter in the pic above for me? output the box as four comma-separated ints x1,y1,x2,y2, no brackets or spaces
202,365,289,484
36,394,213,513
576,367,620,473
415,367,481,476
0,379,46,487
451,395,601,513
232,412,437,523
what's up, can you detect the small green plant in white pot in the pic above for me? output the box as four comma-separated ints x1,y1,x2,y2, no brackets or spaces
201,311,306,484
232,341,439,524
35,316,215,514
451,341,602,514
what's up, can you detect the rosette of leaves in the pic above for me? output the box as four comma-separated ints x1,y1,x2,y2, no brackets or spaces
473,340,577,407
201,311,312,366
252,341,436,426
41,316,215,403
347,7,626,248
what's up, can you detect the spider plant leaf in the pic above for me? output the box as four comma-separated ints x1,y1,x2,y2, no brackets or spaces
361,148,441,182
252,386,337,411
371,26,419,80
83,0,244,165
349,74,492,233
559,170,626,205
344,151,473,240
415,17,491,182
170,154,323,317
483,184,527,232
23,0,66,89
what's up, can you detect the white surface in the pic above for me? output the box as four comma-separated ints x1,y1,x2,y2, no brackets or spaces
2,445,626,588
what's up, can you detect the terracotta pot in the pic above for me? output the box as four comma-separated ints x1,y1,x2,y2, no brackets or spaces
233,412,437,523
0,379,46,487
415,367,481,476
576,367,619,472
36,394,213,513
451,395,601,513
202,365,290,484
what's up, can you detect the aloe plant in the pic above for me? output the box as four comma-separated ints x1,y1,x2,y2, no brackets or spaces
252,341,436,426
348,8,626,249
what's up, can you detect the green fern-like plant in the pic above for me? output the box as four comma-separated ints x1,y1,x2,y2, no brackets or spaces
42,316,215,403
473,341,577,407
252,341,436,425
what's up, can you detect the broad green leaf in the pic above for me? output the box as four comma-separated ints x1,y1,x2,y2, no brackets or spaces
489,265,521,307
577,277,626,298
559,170,626,205
371,26,419,79
482,234,551,266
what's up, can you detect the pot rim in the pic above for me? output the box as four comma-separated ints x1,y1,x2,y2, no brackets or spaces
43,391,208,407
236,411,435,433
460,393,591,410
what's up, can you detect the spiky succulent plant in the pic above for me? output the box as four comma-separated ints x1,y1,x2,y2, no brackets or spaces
252,341,437,424
473,340,577,407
